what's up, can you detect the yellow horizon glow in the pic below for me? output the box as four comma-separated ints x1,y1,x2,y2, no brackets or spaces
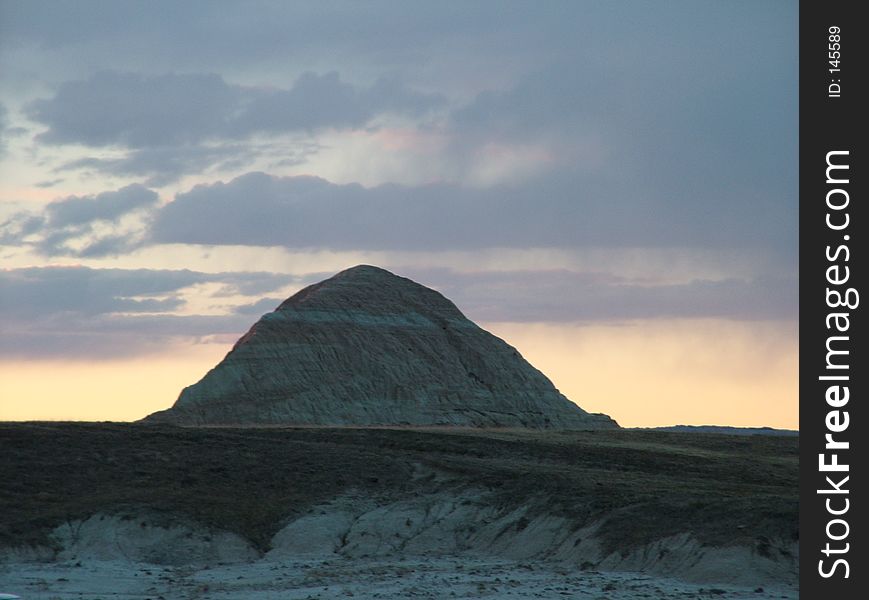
0,318,797,429
485,319,797,429
0,343,229,422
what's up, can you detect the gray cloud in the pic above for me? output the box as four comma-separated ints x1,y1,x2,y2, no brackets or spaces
399,268,798,324
234,297,283,316
25,70,444,149
0,266,300,319
150,171,796,257
450,64,613,141
1,184,158,257
0,266,301,358
26,71,239,147
1,2,795,90
4,2,796,204
0,1,548,82
6,3,796,265
0,313,254,360
4,160,796,270
445,45,797,226
44,184,157,227
56,142,318,187
35,178,65,188
0,266,207,318
58,146,253,187
0,263,796,359
228,72,443,135
0,102,10,157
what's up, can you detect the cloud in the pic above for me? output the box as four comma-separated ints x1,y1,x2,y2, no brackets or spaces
234,297,283,315
0,266,300,318
450,64,612,141
0,266,206,318
0,263,795,360
0,103,6,146
57,146,254,187
35,178,65,188
25,70,445,149
0,102,11,157
0,1,552,83
228,72,443,136
0,313,253,360
149,170,797,257
0,266,301,358
400,267,798,323
445,46,797,199
1,184,158,257
25,71,238,147
44,184,157,227
55,141,319,187
7,3,795,221
3,161,796,274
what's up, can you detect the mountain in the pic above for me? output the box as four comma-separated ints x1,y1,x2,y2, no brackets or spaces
145,265,616,429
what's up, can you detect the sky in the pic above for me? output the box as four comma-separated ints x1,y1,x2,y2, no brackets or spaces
0,0,798,428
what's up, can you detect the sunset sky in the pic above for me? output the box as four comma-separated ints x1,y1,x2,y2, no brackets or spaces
0,1,797,428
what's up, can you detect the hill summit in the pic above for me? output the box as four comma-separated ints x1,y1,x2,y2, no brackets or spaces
145,265,616,429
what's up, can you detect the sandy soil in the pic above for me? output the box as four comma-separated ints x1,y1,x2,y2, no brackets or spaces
1,556,797,600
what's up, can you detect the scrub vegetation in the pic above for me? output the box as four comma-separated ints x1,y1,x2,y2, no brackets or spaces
0,423,797,556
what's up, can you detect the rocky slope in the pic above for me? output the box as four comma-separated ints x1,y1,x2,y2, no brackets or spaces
4,496,797,590
146,265,615,428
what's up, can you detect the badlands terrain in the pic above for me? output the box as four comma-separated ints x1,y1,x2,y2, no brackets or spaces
1,423,798,598
145,265,615,430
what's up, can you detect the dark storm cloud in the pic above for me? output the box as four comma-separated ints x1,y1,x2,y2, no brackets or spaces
25,70,444,148
149,171,796,257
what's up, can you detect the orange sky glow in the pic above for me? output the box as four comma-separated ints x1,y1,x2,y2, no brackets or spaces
0,318,797,429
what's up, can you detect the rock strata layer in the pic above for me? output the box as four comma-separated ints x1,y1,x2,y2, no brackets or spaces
146,265,616,428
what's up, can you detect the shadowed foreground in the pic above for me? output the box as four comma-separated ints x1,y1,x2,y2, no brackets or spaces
0,423,797,593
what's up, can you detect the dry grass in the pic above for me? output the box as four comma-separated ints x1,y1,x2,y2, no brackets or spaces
0,423,797,555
